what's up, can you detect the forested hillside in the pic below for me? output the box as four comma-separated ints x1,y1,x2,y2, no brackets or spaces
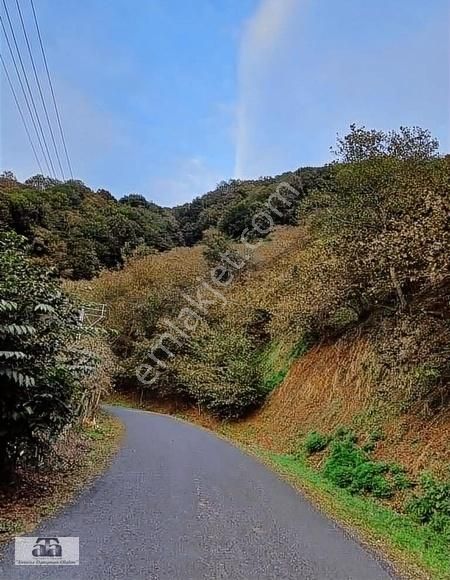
69,126,449,422
0,165,330,278
0,174,182,279
2,126,450,573
173,166,330,245
3,125,449,424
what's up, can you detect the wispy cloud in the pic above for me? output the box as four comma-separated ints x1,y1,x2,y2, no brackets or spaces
149,156,223,206
234,0,449,179
234,0,300,178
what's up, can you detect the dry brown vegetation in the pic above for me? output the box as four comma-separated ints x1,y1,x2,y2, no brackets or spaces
69,127,449,474
230,336,450,476
0,412,123,547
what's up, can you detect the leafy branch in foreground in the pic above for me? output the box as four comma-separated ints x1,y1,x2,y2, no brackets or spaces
0,231,95,478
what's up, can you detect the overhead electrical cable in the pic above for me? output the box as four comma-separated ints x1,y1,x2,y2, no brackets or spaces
29,0,73,179
1,0,56,177
0,51,43,172
0,13,51,175
15,0,64,179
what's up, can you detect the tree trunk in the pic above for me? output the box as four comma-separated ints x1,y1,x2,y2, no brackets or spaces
389,266,407,309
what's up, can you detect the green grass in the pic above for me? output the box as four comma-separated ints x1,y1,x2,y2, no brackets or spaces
259,450,450,579
259,341,288,392
260,339,306,392
104,399,450,578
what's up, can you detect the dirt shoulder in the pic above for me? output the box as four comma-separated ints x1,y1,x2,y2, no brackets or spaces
0,411,124,550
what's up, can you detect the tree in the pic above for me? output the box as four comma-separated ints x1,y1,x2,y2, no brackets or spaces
333,124,439,163
0,232,93,478
202,228,246,283
0,171,17,181
119,194,150,208
24,174,60,191
202,228,233,266
219,199,265,239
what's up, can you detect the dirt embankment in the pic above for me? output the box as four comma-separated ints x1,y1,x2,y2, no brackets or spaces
230,337,449,477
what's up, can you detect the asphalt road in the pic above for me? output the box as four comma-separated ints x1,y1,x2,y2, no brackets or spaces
0,406,396,579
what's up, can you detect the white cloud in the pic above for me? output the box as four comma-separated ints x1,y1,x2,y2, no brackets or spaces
149,156,224,206
234,0,300,178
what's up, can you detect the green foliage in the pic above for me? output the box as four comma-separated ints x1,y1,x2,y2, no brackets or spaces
174,168,328,245
174,324,264,419
263,369,287,392
258,340,299,393
389,463,413,491
219,198,265,239
290,334,314,360
333,124,439,163
0,177,183,279
304,431,330,455
333,426,358,443
268,451,450,578
0,232,94,474
406,474,450,540
322,435,406,499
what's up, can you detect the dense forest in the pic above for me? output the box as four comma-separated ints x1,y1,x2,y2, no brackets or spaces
0,165,329,279
0,174,182,279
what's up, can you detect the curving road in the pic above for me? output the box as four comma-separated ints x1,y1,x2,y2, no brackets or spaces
0,406,396,579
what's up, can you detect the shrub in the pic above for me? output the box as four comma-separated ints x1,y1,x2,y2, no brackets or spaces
304,432,329,455
174,324,264,419
389,464,413,491
322,438,395,498
0,232,95,477
406,474,450,530
333,426,358,443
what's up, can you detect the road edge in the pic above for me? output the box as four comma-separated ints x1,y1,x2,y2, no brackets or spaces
0,411,124,553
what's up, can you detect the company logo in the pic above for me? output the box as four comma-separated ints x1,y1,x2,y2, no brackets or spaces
32,537,62,557
15,536,79,566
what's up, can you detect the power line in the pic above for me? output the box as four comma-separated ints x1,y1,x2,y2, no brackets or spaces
0,51,43,172
0,13,50,174
30,0,73,179
15,0,64,179
1,0,56,177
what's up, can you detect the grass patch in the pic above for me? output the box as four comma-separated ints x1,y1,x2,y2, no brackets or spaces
260,337,312,393
260,450,450,580
0,411,123,549
259,341,289,392
263,368,288,392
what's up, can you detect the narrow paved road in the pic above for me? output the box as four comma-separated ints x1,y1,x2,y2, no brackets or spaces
1,406,396,579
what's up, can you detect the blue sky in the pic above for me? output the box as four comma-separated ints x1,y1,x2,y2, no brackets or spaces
1,0,449,205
